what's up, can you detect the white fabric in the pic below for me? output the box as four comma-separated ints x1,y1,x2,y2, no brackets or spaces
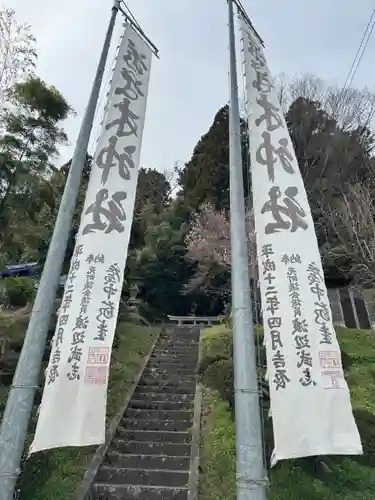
240,16,362,465
30,25,152,453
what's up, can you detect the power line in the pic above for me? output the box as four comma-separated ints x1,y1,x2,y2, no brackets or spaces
344,7,375,90
337,6,375,114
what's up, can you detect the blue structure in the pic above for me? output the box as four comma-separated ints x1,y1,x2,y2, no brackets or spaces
0,262,67,293
0,262,40,278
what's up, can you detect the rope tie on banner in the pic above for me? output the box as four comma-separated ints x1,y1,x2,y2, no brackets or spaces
234,387,262,396
237,473,270,489
10,384,40,391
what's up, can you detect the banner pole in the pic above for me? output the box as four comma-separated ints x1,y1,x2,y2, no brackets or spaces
0,2,121,498
227,1,268,499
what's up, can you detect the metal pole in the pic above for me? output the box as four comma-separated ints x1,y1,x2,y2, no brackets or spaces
227,1,267,500
0,2,120,498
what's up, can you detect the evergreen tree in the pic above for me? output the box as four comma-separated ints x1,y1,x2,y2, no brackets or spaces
179,105,249,211
0,76,72,264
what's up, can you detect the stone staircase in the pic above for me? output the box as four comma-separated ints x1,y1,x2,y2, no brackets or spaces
89,325,201,499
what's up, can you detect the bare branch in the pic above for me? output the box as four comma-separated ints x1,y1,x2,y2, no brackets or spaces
0,7,36,111
164,162,181,198
278,73,375,134
328,182,375,287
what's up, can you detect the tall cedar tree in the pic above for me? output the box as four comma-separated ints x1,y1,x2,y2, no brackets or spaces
286,96,373,283
130,168,172,249
179,105,250,211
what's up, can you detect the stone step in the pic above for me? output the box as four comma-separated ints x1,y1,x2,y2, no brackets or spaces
152,347,198,354
131,391,195,403
143,371,196,380
134,385,195,395
111,439,191,456
137,380,196,391
91,483,188,500
154,341,199,347
152,346,199,352
154,350,196,353
155,345,197,351
157,342,193,346
116,429,191,444
140,374,196,385
157,341,198,347
146,362,197,371
120,418,192,432
125,408,193,422
160,331,198,336
153,346,198,352
149,360,197,368
158,332,198,337
150,354,198,362
157,352,198,356
168,331,199,336
162,329,199,333
156,344,196,349
150,359,197,366
143,367,196,376
129,399,193,411
147,358,197,373
105,452,190,470
96,466,189,487
140,372,196,381
148,356,197,364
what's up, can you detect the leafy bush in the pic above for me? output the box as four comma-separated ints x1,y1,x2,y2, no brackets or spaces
5,277,36,307
137,301,167,324
200,357,234,409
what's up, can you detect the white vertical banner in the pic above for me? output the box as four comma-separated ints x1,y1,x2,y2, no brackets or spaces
30,25,152,453
240,17,362,465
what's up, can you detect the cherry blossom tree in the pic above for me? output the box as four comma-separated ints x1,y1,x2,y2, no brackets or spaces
184,203,257,298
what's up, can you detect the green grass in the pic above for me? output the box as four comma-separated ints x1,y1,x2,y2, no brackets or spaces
15,321,159,500
199,326,375,500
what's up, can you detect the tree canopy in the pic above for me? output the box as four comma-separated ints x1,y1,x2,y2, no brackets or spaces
1,5,373,316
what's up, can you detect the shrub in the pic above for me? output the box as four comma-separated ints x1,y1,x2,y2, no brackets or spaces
0,281,7,306
137,301,167,324
199,327,268,410
5,277,36,307
200,358,234,409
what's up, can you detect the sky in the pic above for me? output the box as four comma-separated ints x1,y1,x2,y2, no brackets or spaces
3,0,375,170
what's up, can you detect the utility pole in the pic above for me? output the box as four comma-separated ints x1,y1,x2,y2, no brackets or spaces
0,2,121,498
227,1,267,500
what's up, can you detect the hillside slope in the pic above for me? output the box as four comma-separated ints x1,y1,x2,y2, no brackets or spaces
0,311,159,500
199,326,375,500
